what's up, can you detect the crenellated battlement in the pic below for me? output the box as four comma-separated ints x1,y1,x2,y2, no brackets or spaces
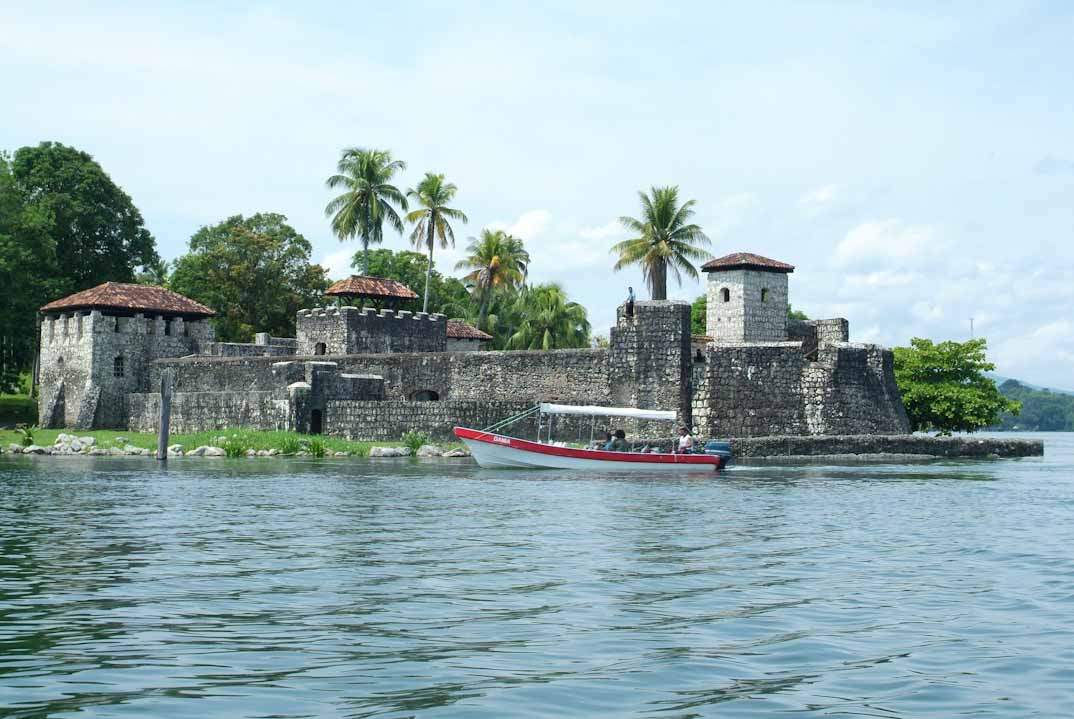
296,305,447,355
41,309,214,345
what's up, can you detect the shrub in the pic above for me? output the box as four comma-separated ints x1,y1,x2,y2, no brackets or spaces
307,437,327,458
401,430,429,454
15,424,36,447
277,435,303,455
221,434,250,458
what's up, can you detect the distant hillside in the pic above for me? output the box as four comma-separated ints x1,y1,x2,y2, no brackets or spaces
990,379,1074,431
989,374,1074,396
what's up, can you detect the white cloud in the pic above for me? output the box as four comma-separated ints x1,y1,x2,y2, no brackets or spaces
486,209,552,241
911,301,944,322
709,192,759,235
319,247,355,279
579,219,624,241
799,183,843,215
834,219,942,269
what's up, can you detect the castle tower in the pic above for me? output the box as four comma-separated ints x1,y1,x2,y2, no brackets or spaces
702,252,794,343
37,283,215,428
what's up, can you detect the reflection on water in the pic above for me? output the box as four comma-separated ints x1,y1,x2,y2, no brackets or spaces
0,433,1072,718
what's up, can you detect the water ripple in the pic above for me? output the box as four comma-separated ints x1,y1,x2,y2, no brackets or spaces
1,434,1072,717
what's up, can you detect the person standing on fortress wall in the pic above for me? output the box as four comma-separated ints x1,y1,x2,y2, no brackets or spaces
626,287,635,318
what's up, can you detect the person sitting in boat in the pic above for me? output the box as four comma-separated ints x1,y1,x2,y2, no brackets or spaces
676,427,695,454
608,429,628,452
596,431,613,450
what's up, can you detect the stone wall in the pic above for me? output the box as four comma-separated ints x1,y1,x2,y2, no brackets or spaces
608,301,691,424
38,310,213,429
690,341,909,437
129,391,291,433
324,400,536,441
706,269,789,343
296,306,447,355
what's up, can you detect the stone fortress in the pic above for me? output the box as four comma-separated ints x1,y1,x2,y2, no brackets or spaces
36,253,911,441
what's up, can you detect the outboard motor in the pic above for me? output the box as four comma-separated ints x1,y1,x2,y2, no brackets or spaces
702,440,733,464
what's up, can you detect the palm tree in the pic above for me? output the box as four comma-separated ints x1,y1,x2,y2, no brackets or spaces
611,186,712,300
405,173,468,313
454,229,530,331
324,148,408,275
508,283,591,350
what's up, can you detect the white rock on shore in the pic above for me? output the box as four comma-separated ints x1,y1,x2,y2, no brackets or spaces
416,444,444,457
369,446,412,457
442,448,471,458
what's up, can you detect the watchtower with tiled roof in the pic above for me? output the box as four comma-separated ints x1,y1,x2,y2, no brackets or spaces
701,253,795,343
37,282,216,429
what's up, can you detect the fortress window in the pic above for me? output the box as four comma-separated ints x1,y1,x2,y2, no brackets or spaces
761,288,769,302
164,319,172,336
314,342,327,356
720,288,730,303
410,390,439,402
113,355,125,378
56,357,64,368
114,316,120,332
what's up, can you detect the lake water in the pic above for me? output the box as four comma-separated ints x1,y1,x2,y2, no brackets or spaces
1,433,1072,718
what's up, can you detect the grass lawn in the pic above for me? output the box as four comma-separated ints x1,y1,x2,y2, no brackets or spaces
0,427,460,457
0,394,37,426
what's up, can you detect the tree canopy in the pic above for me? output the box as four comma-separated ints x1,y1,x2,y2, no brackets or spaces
507,283,591,350
893,337,1019,435
991,380,1074,431
612,186,711,300
170,213,328,342
10,142,159,296
1,142,159,392
325,148,407,275
455,229,530,332
354,248,471,317
405,173,467,313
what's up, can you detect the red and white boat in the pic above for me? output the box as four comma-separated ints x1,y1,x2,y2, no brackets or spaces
453,403,725,472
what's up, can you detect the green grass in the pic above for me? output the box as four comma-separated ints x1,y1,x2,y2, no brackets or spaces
0,395,37,427
0,426,460,456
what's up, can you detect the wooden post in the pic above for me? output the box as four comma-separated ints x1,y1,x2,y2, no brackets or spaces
156,371,172,461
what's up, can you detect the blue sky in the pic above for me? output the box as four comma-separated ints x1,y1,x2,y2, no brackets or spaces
3,1,1073,387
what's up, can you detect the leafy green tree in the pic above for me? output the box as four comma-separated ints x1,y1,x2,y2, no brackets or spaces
355,248,473,317
893,337,1020,435
508,283,591,350
10,142,160,296
0,153,55,392
691,294,707,335
992,380,1074,431
455,229,530,331
612,186,711,300
324,148,407,275
405,173,468,313
789,305,809,320
170,213,328,342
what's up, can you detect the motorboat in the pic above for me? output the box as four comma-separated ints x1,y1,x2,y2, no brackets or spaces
453,403,727,472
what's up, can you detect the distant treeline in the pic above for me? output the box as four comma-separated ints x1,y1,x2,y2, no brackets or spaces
991,380,1074,431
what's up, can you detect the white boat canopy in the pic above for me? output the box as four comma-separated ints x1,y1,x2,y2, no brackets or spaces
538,403,677,422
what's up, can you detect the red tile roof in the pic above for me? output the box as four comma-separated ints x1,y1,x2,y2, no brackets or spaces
701,252,795,273
40,282,215,317
447,319,493,341
326,275,419,300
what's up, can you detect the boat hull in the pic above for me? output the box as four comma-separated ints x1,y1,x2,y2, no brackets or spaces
454,427,722,472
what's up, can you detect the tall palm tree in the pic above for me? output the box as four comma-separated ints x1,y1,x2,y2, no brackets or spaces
611,186,712,300
508,283,591,350
454,229,530,331
324,148,408,275
405,173,468,313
